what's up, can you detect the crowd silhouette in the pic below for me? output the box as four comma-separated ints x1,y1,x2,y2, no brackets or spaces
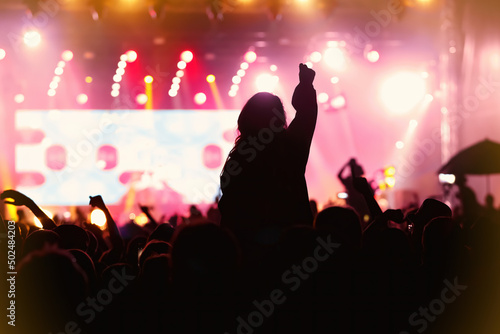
2,64,500,334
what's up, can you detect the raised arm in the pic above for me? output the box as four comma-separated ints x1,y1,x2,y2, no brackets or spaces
1,189,57,230
287,64,318,166
89,195,123,254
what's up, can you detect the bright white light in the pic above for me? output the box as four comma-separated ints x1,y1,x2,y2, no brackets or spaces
244,51,257,63
76,93,88,105
318,92,329,103
305,62,313,68
176,70,184,77
270,64,277,72
181,50,194,63
330,95,346,109
116,68,125,76
91,209,107,228
113,74,122,82
171,83,180,90
57,61,66,68
112,83,120,90
324,47,346,71
380,71,426,113
395,141,404,149
366,50,380,63
194,92,207,105
255,73,279,93
136,93,148,105
55,67,64,75
424,94,434,103
111,90,119,97
177,61,186,69
14,94,24,103
172,77,181,84
421,71,429,78
24,30,41,48
237,69,246,77
240,62,249,70
310,51,322,63
0,49,5,60
231,84,239,91
120,54,128,62
409,119,418,129
49,81,58,90
168,89,177,97
228,90,237,97
48,89,56,97
53,76,61,83
118,61,127,69
126,50,137,62
61,50,73,61
232,76,241,84
331,76,339,84
439,173,456,184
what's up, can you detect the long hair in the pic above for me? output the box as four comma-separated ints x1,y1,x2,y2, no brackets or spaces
230,92,287,155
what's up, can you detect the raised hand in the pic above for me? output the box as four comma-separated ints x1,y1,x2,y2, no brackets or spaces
298,63,315,86
1,189,35,207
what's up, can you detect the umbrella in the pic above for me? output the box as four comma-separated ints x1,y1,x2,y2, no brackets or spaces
438,139,500,192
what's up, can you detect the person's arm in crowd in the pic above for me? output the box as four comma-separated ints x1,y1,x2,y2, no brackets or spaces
363,208,404,235
353,176,383,220
287,63,318,167
1,189,57,230
140,205,158,226
89,195,123,254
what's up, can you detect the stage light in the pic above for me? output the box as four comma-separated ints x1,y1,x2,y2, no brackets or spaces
53,76,61,83
305,62,313,68
76,93,88,105
168,89,177,97
385,176,396,188
270,64,277,71
126,50,137,62
395,141,404,149
228,90,237,97
112,83,120,90
136,93,148,105
91,208,106,228
255,73,279,92
14,94,24,104
232,76,241,84
111,90,119,97
331,76,339,84
172,77,181,84
181,50,194,63
240,62,249,70
366,50,380,63
57,61,66,68
384,166,396,177
421,71,429,78
244,51,257,63
171,83,180,90
231,84,239,91
317,92,329,103
237,69,246,77
120,54,128,62
0,49,5,60
144,75,153,84
324,47,346,71
206,74,216,83
177,61,186,70
118,61,127,69
49,81,58,90
194,92,207,105
113,74,122,82
54,67,63,75
424,93,434,103
438,173,456,184
85,76,93,83
409,119,418,129
310,51,322,63
62,50,73,62
380,71,426,113
176,70,184,77
330,95,346,109
48,89,56,97
24,30,41,48
116,68,125,76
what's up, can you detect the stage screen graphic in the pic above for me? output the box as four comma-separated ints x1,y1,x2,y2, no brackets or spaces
15,110,239,207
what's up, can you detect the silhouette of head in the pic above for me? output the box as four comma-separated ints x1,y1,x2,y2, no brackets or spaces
314,206,362,250
22,229,60,257
54,224,89,251
237,92,286,139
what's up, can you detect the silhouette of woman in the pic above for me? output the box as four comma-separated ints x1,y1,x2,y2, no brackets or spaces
219,64,317,236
